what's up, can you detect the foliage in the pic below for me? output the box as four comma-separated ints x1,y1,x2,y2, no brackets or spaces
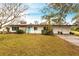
72,14,79,25
71,26,79,32
49,3,79,26
0,3,28,29
41,3,79,25
42,29,48,35
49,3,79,25
49,3,79,15
42,27,53,35
16,29,25,34
76,28,79,32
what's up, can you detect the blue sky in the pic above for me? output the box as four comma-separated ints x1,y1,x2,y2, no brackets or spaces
66,13,77,24
24,3,76,24
25,3,47,24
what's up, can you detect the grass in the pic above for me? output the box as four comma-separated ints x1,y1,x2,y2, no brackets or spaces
0,34,79,56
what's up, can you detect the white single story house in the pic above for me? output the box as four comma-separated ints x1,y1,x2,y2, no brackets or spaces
6,24,76,34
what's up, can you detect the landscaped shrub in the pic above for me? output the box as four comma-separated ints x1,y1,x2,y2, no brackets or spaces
42,29,53,35
75,28,79,32
16,29,25,34
42,30,48,35
71,26,79,32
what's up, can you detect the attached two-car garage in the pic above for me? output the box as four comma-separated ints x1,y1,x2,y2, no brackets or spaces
53,25,76,34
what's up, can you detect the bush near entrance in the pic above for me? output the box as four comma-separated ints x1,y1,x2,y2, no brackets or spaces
42,29,53,35
16,29,25,34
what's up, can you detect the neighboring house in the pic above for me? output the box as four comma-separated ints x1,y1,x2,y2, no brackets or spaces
7,24,76,34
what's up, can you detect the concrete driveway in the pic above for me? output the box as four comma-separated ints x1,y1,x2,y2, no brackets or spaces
57,35,79,46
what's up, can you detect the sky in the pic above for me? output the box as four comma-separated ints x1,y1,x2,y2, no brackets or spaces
24,3,77,24
24,3,47,24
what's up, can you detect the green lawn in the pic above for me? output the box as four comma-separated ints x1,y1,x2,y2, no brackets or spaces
0,34,79,56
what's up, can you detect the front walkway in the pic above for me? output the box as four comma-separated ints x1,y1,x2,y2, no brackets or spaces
57,35,79,46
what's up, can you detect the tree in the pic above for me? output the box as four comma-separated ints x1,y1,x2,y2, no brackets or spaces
48,3,79,34
41,3,79,34
42,13,53,28
49,4,79,15
72,14,79,25
41,4,68,34
0,3,28,30
49,3,79,24
41,3,73,25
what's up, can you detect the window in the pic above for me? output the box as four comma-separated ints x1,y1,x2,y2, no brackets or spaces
12,26,19,31
34,27,38,30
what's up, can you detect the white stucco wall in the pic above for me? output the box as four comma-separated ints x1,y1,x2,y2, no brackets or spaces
53,26,71,34
26,26,43,34
9,25,72,34
9,26,16,32
9,26,26,32
19,27,26,32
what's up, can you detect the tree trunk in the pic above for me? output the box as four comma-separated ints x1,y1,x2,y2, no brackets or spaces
47,18,53,35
